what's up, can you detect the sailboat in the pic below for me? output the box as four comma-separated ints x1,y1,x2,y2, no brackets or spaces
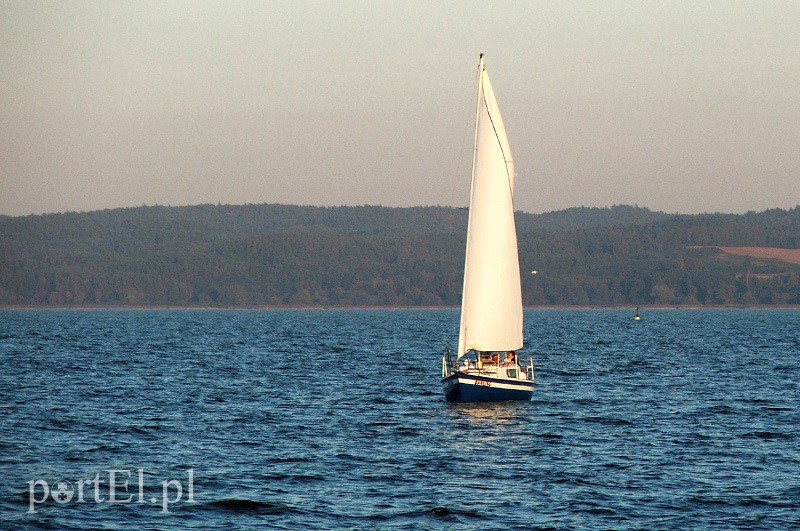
441,54,535,402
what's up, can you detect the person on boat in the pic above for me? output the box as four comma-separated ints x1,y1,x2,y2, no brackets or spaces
504,351,516,366
491,353,499,364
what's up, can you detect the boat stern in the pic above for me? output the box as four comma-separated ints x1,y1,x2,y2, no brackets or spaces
441,372,533,403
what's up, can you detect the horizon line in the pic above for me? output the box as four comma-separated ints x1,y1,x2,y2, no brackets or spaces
2,201,799,220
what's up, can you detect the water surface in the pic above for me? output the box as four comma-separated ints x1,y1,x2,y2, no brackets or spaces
1,309,798,529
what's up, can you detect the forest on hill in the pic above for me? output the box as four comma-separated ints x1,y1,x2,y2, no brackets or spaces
2,204,800,307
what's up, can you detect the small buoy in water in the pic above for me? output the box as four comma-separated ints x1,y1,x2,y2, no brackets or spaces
634,307,641,321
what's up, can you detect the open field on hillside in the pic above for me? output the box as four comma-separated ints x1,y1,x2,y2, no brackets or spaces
710,246,800,265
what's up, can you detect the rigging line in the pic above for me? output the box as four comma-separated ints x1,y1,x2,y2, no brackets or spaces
481,78,515,198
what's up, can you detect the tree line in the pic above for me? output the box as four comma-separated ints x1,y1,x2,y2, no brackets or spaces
1,203,799,306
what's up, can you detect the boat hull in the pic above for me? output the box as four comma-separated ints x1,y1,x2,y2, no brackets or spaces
441,372,533,403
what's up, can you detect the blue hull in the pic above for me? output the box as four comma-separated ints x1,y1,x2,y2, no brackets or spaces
441,373,533,403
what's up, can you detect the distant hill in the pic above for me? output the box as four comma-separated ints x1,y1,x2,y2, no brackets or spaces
519,205,670,231
1,203,799,306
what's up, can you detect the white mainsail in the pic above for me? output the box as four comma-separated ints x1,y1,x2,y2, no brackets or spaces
457,56,523,359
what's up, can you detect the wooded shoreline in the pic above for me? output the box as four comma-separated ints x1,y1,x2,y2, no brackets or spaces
3,203,800,307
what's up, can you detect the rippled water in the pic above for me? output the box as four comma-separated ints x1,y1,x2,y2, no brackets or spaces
1,309,799,529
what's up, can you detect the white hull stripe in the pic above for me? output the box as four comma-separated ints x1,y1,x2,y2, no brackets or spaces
455,377,533,392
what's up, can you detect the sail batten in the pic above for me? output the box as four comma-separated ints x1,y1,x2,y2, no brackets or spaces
457,58,523,359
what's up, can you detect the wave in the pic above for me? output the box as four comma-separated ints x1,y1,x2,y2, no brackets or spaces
271,456,312,464
538,432,563,440
549,369,591,376
580,415,633,426
741,431,793,441
262,473,324,483
368,505,486,522
202,498,305,515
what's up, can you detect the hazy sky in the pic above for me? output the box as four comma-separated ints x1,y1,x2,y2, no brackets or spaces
2,1,799,216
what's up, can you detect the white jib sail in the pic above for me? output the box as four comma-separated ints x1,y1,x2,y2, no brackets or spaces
457,58,523,359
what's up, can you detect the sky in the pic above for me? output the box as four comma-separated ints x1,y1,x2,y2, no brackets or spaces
2,1,799,217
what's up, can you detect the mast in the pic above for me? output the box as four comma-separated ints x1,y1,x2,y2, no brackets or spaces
457,53,485,359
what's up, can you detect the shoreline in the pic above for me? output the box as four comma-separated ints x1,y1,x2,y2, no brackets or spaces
3,305,800,311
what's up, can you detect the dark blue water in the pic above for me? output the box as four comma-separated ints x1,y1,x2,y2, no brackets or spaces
1,309,798,529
